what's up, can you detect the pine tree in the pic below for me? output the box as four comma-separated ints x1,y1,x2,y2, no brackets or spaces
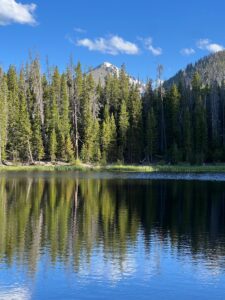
142,80,154,115
209,83,220,154
47,85,59,160
103,74,120,119
157,65,167,155
27,59,45,162
127,84,143,163
7,65,20,161
68,61,83,160
17,70,33,162
101,105,117,163
52,67,62,161
118,100,129,161
183,107,192,162
109,114,117,162
80,74,97,162
0,74,8,163
58,73,73,161
119,64,130,105
60,74,70,136
146,108,157,162
101,105,111,163
166,84,180,163
142,80,157,162
92,118,101,162
192,72,207,164
32,112,44,161
28,57,44,125
50,128,57,162
42,74,51,154
52,67,61,107
65,135,74,162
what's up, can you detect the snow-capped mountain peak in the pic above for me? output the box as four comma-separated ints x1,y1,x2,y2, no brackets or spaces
90,62,145,93
102,62,114,68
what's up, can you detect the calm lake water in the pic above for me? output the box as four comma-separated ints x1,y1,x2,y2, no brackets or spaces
0,172,225,300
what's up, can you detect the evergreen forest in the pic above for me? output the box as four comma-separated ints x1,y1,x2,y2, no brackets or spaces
0,58,225,165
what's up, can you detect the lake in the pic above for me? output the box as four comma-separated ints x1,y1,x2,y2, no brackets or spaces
0,172,225,299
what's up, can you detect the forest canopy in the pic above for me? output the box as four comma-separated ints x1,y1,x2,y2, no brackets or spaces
0,57,225,165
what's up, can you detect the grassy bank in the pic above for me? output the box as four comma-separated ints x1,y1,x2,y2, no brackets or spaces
1,163,225,173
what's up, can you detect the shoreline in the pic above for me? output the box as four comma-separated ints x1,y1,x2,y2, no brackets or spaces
1,163,225,174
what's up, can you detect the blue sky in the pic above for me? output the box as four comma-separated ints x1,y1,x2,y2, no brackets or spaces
0,0,225,81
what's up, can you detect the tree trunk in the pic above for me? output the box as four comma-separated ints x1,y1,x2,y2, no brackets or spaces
27,139,34,164
74,104,79,160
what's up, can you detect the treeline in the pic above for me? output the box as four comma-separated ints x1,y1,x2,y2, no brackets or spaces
0,58,225,164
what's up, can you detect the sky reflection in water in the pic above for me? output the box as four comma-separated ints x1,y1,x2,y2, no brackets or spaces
0,172,225,299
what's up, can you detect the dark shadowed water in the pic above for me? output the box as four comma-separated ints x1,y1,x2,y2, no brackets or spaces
0,172,225,300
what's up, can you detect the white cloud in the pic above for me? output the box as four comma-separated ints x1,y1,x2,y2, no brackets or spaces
197,38,224,53
0,0,36,25
76,35,139,55
143,37,162,56
180,48,195,56
206,43,224,53
197,38,210,49
74,27,86,34
0,287,30,300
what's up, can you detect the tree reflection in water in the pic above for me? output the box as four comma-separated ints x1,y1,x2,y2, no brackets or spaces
0,173,225,278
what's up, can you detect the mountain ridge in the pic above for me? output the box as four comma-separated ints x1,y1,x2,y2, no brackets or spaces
89,51,225,93
164,51,225,88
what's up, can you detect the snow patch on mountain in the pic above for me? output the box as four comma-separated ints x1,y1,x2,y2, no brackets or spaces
90,62,146,94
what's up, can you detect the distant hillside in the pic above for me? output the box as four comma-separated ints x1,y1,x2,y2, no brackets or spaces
89,62,146,93
165,51,225,88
